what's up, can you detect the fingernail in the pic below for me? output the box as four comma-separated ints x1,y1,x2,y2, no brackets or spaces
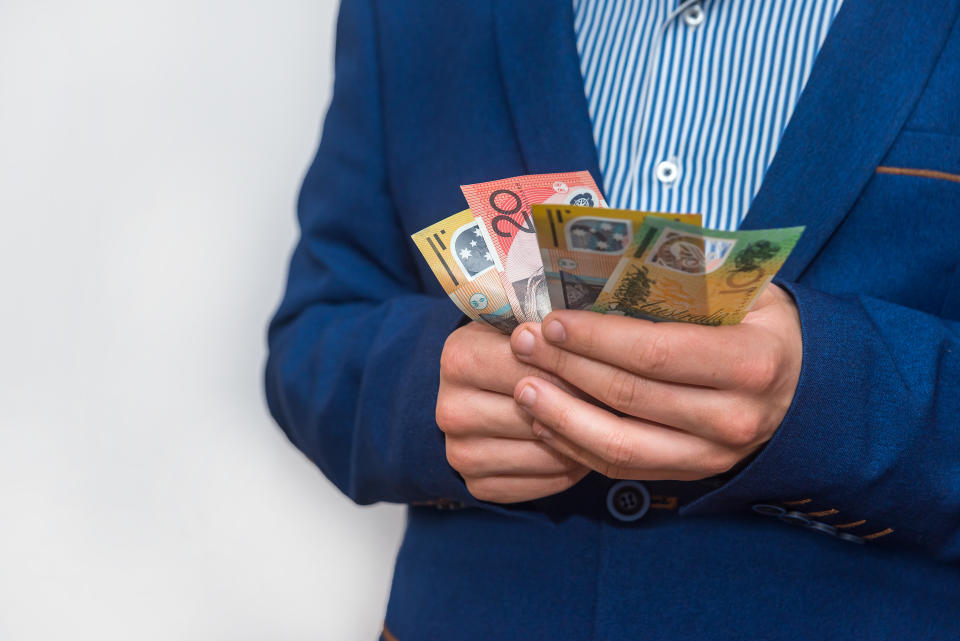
516,385,536,407
543,319,566,343
513,328,535,356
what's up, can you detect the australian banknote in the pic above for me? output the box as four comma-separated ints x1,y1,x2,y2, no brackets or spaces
411,209,520,333
461,171,607,323
593,218,804,325
531,204,702,311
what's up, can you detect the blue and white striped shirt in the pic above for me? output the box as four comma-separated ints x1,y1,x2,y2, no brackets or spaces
573,0,844,230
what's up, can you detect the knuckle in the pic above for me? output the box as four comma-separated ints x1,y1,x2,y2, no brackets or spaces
735,348,779,391
439,338,466,380
697,450,740,478
604,369,646,411
548,345,572,376
465,478,506,503
545,473,577,496
597,461,625,480
441,328,494,382
715,450,741,475
727,423,760,449
445,441,475,474
715,411,762,448
552,404,574,434
631,331,670,374
601,429,636,469
580,321,600,353
434,396,462,434
463,478,488,501
754,355,780,390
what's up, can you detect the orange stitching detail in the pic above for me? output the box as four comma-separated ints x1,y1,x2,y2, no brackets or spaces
382,624,401,641
876,166,960,184
782,498,812,506
650,495,678,510
863,528,894,540
805,509,839,517
833,520,867,529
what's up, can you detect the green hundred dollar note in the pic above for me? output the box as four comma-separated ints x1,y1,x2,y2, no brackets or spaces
531,204,702,311
593,218,804,325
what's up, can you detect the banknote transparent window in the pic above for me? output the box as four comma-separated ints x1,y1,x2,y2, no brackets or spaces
564,217,632,254
451,222,496,281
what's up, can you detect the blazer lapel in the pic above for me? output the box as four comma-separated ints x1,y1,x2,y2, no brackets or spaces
741,0,960,281
492,0,603,191
493,0,960,280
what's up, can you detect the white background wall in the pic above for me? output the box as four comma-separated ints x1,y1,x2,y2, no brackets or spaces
0,2,407,639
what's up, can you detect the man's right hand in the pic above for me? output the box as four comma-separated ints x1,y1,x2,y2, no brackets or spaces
437,321,589,504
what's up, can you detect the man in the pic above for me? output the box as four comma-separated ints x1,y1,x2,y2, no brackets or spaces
266,1,960,639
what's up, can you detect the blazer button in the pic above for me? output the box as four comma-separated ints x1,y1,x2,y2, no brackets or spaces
751,503,786,517
778,510,813,527
804,521,838,536
837,532,866,544
606,481,651,522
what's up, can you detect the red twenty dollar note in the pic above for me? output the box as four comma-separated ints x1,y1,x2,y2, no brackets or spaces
461,171,607,322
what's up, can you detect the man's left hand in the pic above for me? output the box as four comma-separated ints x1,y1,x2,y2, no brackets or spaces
509,284,803,481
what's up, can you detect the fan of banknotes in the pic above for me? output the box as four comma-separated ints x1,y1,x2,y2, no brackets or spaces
412,171,803,332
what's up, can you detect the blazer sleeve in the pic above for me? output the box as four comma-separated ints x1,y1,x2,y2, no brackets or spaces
682,280,960,561
264,0,474,507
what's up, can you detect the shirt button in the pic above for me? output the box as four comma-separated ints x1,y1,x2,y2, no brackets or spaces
606,480,650,522
682,4,705,27
655,159,681,185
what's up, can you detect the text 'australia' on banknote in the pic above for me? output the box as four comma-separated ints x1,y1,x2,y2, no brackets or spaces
411,209,520,333
593,218,804,325
461,171,607,323
531,204,702,311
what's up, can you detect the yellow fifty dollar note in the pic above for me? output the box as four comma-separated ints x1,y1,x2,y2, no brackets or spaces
531,204,701,311
412,209,520,333
594,218,804,325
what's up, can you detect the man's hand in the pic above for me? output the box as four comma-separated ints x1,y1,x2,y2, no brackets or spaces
508,284,802,480
437,321,589,503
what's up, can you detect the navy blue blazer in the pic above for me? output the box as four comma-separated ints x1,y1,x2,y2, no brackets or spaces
266,1,960,639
